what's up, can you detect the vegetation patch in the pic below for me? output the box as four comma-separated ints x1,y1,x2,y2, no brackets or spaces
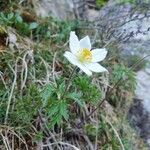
0,1,148,150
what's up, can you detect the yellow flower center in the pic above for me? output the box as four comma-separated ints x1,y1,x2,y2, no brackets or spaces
77,48,92,62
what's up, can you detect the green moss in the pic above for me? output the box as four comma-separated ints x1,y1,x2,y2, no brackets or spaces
84,124,97,140
96,0,109,8
109,64,136,107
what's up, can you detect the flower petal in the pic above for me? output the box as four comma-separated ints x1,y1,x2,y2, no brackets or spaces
77,63,92,76
79,36,91,50
69,31,80,54
85,63,108,73
64,51,92,76
91,48,107,62
64,51,79,66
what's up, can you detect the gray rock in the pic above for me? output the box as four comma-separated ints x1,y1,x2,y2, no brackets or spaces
32,0,98,20
135,69,150,115
131,68,150,146
128,98,150,146
32,0,76,20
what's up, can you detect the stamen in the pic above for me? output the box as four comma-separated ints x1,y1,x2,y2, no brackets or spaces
77,48,92,62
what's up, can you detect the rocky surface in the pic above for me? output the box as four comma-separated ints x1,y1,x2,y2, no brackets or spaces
32,0,76,20
32,0,97,20
129,69,150,146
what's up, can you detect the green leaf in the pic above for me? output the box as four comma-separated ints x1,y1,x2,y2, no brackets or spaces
29,22,39,30
50,113,62,127
7,13,14,20
48,100,69,127
46,31,51,37
48,103,59,117
67,92,84,107
0,13,6,20
60,101,69,121
15,14,23,23
40,84,54,106
58,81,65,94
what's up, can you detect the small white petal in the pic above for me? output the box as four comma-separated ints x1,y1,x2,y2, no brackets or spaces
79,36,91,50
64,51,79,66
69,31,80,54
77,64,92,76
91,48,107,62
64,51,92,76
85,63,108,73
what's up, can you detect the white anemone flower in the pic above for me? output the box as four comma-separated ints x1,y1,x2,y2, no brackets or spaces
64,31,108,76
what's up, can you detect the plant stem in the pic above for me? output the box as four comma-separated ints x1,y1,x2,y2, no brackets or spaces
5,64,17,124
61,66,77,99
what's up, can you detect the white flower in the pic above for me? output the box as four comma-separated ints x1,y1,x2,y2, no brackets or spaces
64,31,108,76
